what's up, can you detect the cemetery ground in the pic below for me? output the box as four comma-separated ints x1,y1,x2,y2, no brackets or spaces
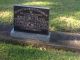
0,42,80,60
1,0,80,60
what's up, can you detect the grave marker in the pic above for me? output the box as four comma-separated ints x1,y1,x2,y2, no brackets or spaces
10,5,50,41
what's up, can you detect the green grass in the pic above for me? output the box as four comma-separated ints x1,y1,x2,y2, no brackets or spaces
1,0,80,60
0,42,80,60
1,0,80,32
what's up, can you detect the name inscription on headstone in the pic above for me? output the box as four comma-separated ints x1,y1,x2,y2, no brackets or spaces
14,6,49,35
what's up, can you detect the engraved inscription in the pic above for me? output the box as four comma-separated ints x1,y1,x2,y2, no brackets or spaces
14,6,49,35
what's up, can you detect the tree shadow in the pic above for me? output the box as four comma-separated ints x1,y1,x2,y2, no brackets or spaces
0,0,53,35
1,0,80,48
48,0,80,32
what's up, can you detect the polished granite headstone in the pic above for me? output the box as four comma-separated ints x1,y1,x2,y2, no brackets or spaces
10,5,50,41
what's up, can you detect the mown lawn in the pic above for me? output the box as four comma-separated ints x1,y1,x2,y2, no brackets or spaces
0,42,80,60
1,0,80,32
1,0,80,60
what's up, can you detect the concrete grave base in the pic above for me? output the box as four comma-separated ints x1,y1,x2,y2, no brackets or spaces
10,28,51,42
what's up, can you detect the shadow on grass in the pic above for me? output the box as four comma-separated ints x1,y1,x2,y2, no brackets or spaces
48,0,80,32
1,0,80,50
1,0,80,32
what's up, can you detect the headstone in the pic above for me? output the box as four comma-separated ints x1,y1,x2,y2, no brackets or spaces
10,5,50,41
